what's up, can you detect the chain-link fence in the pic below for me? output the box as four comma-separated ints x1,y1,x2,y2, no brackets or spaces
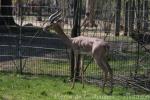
0,0,150,93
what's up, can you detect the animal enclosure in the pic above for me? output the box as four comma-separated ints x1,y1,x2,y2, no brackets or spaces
0,0,150,94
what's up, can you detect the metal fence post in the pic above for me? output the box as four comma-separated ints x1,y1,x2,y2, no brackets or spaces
17,0,23,74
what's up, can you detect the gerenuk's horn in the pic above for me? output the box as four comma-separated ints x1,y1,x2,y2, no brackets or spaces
48,10,60,23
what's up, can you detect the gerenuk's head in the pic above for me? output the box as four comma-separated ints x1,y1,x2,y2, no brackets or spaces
43,10,63,33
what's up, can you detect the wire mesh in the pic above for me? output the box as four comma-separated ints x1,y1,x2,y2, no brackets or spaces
0,0,150,93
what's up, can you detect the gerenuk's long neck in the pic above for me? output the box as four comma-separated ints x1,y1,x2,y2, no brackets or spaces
54,27,72,48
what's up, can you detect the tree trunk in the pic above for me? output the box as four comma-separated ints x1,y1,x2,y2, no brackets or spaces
124,1,128,36
0,0,16,25
71,0,82,80
86,0,96,25
137,0,143,31
128,0,135,33
143,0,149,32
115,0,121,36
82,0,97,28
36,0,42,21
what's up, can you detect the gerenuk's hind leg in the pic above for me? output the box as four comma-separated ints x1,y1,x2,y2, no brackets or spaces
101,57,113,94
71,55,78,89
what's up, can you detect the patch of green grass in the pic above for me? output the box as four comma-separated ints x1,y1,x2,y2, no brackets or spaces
23,58,70,75
1,54,148,77
0,73,149,100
